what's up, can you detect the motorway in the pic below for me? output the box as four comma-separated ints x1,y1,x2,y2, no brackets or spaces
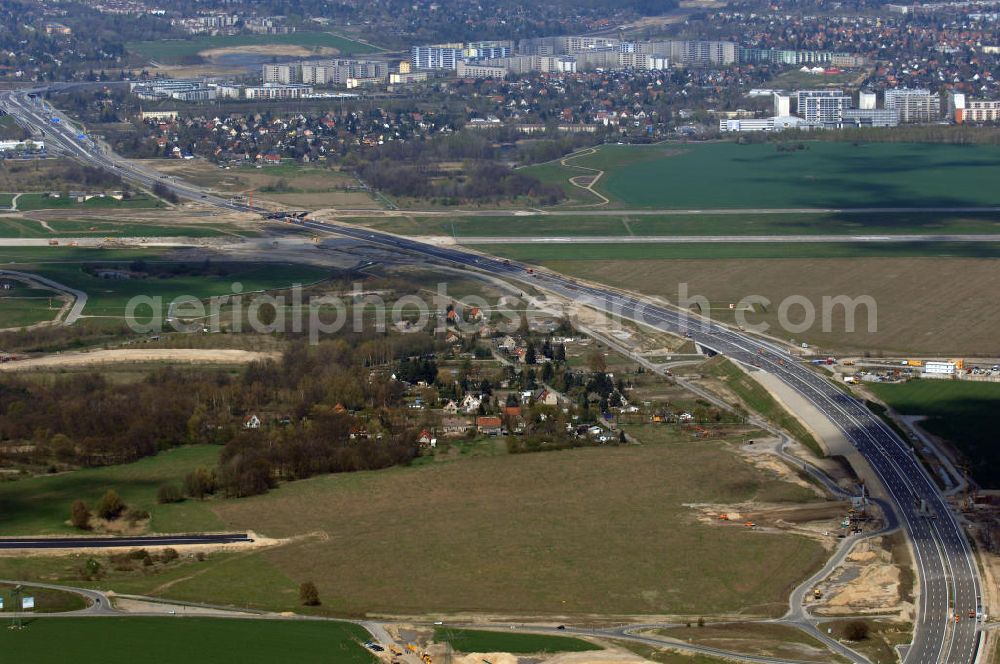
0,86,984,664
0,534,252,550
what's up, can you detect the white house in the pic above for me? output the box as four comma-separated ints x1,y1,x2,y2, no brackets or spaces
460,394,482,414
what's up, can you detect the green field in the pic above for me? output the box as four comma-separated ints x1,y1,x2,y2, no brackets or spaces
0,617,376,664
0,217,247,239
1,583,88,613
0,296,61,328
433,628,600,654
0,248,332,322
126,32,380,62
468,241,1000,261
0,446,222,535
6,193,162,212
655,622,842,663
523,142,1000,209
0,193,13,208
869,380,1000,487
43,219,247,238
347,211,1000,238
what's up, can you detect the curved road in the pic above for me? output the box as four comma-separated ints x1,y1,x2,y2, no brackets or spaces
0,86,984,664
0,269,87,325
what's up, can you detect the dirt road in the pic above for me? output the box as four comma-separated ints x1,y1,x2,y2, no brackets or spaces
0,348,279,371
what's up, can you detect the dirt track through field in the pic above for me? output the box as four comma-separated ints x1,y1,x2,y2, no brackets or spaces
561,148,610,207
0,348,279,371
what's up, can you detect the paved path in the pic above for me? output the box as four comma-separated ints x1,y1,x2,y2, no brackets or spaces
0,269,87,325
331,205,1000,217
0,533,252,550
459,233,1000,244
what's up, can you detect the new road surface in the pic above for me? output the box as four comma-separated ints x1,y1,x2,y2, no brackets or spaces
0,86,984,664
0,534,252,550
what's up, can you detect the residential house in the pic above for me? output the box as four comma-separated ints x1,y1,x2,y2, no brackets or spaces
460,394,482,414
498,335,518,352
533,388,559,406
418,429,437,447
442,416,471,437
477,416,503,435
243,414,262,430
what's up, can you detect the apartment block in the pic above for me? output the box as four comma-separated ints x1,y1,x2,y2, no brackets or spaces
456,61,508,79
884,88,940,123
411,44,463,70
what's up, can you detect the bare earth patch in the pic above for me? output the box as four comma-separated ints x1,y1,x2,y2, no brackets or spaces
198,44,341,59
0,348,280,372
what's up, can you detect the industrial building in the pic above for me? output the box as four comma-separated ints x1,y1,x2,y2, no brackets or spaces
241,83,313,100
842,108,899,127
130,80,216,102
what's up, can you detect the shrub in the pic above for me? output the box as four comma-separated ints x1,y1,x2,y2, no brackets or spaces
157,483,184,504
299,581,321,606
96,490,125,520
70,500,91,530
844,621,870,641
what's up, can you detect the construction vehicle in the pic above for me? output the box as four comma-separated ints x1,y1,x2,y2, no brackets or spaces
813,588,822,599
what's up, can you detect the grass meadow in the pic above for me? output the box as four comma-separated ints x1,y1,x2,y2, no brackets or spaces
126,32,380,62
345,211,1000,238
0,617,376,664
869,380,1000,487
0,431,824,618
433,628,600,653
523,142,1000,209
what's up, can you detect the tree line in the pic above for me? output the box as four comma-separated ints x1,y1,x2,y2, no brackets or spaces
0,335,441,496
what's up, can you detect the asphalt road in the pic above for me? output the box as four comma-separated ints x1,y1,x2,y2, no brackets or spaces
460,233,1000,243
0,269,88,324
0,86,984,664
0,534,252,550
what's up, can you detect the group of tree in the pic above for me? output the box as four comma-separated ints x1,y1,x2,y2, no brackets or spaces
69,490,130,530
357,159,564,205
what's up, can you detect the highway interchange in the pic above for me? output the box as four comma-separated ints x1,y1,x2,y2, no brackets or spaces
0,86,986,664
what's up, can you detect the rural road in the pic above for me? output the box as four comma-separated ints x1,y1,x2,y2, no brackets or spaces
0,578,115,616
0,269,87,324
0,533,252,550
325,205,1000,217
458,233,1000,244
